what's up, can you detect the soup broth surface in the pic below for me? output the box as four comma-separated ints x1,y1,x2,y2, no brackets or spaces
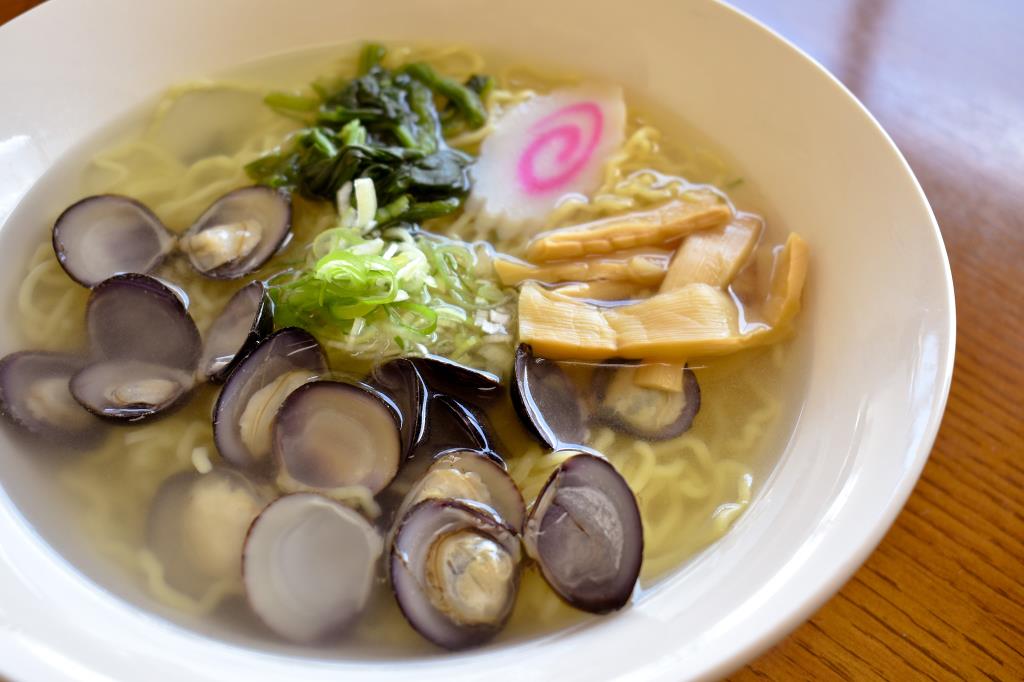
5,43,800,654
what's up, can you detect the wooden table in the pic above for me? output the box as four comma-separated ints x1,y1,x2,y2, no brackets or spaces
2,1,1021,679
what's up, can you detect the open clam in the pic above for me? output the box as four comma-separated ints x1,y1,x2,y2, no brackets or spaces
70,360,193,423
369,355,503,460
592,362,701,441
523,451,642,613
147,468,267,596
0,351,104,445
396,448,525,532
407,355,502,404
367,357,429,457
272,380,401,495
213,327,326,471
180,186,291,279
199,281,274,383
76,274,202,421
87,273,201,370
391,499,521,650
510,344,584,449
243,493,383,643
52,194,175,287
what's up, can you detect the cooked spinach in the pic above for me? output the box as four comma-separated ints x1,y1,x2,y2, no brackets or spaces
403,62,488,130
247,43,492,227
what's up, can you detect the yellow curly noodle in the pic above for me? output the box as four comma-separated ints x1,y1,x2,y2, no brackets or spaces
18,243,88,350
56,391,238,615
548,125,732,225
18,44,785,640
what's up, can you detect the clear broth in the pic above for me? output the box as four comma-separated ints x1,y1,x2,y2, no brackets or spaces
2,43,802,656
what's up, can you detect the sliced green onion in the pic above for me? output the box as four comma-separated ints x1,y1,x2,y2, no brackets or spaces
270,178,516,373
391,301,438,335
354,178,377,231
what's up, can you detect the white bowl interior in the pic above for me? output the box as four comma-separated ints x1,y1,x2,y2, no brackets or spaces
0,1,953,680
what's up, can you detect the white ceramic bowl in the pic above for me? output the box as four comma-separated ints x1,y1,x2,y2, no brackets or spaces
0,1,954,680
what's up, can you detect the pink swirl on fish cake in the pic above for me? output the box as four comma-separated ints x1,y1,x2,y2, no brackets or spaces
516,102,604,194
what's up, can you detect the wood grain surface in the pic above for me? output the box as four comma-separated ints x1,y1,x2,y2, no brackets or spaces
1,1,1021,680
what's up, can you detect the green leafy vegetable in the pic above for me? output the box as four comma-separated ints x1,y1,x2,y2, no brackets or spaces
358,42,387,75
402,62,488,130
440,73,495,137
263,92,319,119
247,43,492,226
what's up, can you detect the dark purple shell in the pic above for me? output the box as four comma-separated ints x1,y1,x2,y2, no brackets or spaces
367,357,429,457
181,186,291,279
418,396,497,458
199,281,274,382
86,274,201,370
369,358,505,461
0,351,104,446
212,328,327,471
379,407,506,527
70,360,194,423
511,344,585,449
523,451,643,613
407,355,502,403
273,381,401,494
591,362,701,441
52,194,175,287
369,355,502,459
391,499,522,650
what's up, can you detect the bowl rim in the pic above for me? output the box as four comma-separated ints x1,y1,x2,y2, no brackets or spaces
693,3,956,677
0,1,956,680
